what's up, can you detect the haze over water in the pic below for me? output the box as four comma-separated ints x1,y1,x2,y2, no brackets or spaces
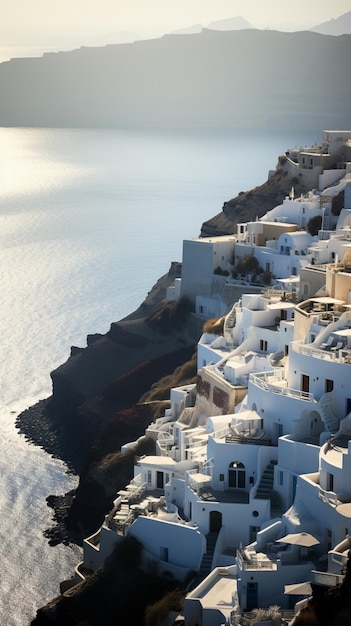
0,127,317,624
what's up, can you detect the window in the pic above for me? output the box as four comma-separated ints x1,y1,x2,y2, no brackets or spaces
327,473,334,492
160,547,169,562
229,461,245,489
147,470,152,485
301,374,310,393
275,423,284,439
325,379,334,393
259,339,268,352
279,471,284,486
249,526,260,542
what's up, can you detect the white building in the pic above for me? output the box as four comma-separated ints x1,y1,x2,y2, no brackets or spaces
72,131,351,622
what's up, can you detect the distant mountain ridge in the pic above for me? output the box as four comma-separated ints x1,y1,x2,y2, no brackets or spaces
207,16,253,30
0,29,350,130
310,10,351,35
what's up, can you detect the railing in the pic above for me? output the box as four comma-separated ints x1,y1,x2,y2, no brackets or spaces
189,445,208,461
318,486,338,507
292,341,351,365
312,570,344,587
211,426,230,440
157,432,174,449
225,432,271,446
236,549,278,571
249,371,313,402
291,340,339,361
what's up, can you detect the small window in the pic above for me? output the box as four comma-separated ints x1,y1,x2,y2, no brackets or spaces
219,473,224,482
147,470,152,485
160,547,169,562
279,471,284,486
325,379,334,393
327,473,334,491
260,340,268,352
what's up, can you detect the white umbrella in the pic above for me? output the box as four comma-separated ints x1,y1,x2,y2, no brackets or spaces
277,532,320,547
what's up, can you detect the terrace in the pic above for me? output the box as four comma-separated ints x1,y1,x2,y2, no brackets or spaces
249,370,313,402
291,339,351,364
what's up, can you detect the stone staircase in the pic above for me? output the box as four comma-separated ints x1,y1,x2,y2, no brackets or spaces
322,206,331,230
255,460,277,500
223,306,236,344
199,531,218,578
319,393,339,433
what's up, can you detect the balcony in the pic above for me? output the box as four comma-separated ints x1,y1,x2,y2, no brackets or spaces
291,340,351,365
249,371,313,402
236,548,278,571
312,569,344,588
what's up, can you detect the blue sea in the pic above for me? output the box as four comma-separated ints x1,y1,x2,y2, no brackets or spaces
0,126,317,624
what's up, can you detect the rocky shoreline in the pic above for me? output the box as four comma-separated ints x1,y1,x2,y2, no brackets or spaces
16,398,84,474
15,262,201,547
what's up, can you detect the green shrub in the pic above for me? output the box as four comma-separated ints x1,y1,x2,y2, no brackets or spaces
145,588,185,626
307,214,322,236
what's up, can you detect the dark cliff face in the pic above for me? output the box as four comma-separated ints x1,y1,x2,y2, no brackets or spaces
200,168,308,236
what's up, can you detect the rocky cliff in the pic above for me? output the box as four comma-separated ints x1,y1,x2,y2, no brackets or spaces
201,167,309,236
16,261,201,541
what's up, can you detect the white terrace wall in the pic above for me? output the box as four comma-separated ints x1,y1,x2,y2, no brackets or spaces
181,237,235,304
128,515,206,570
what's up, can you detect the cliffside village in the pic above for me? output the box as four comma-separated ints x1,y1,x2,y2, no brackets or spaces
69,131,351,624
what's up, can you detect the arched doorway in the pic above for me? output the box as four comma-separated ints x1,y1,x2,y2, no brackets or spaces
228,461,245,488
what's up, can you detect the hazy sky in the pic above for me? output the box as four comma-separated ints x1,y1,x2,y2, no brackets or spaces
2,0,351,45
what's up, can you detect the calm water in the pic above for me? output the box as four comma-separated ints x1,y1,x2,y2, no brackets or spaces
0,126,317,624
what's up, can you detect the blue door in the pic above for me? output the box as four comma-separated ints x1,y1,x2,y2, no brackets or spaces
247,582,258,610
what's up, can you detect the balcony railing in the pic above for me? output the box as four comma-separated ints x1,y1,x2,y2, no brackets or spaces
236,549,278,571
249,371,313,402
291,340,351,364
312,570,344,587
